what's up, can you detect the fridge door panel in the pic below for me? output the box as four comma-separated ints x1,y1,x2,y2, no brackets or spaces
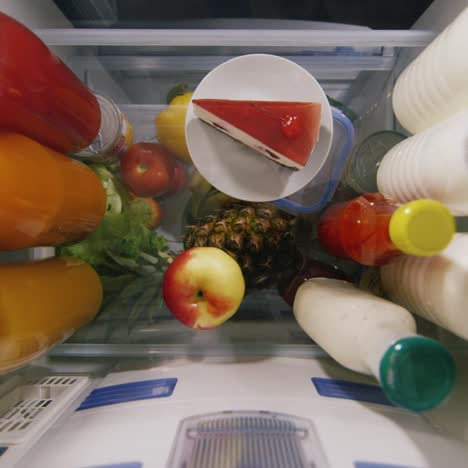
12,357,468,468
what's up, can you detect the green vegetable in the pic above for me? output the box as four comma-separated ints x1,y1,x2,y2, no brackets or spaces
92,164,131,215
60,200,169,274
58,164,172,330
59,164,170,274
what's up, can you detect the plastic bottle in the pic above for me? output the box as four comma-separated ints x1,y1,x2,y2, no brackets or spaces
294,278,456,412
73,92,134,165
0,257,102,373
0,13,101,153
377,111,468,215
392,7,468,134
342,130,406,194
317,193,455,266
380,234,468,341
0,133,106,250
278,257,348,306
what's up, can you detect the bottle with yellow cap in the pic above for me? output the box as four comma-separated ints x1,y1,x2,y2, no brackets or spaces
318,193,455,266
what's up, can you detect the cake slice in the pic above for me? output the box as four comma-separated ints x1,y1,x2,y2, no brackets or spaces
192,99,321,170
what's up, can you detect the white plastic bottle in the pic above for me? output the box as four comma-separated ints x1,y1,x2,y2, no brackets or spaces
380,234,468,341
376,111,468,215
392,7,468,134
294,278,455,411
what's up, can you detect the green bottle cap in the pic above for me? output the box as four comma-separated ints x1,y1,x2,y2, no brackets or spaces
379,336,456,412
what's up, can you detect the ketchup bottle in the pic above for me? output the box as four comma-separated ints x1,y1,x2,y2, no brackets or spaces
318,193,455,266
0,13,100,153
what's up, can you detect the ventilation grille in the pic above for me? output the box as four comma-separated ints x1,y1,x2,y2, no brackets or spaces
167,411,329,468
0,375,89,444
31,376,79,386
190,416,306,437
0,399,52,433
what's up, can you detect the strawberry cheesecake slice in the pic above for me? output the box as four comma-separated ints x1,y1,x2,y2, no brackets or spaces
192,99,321,170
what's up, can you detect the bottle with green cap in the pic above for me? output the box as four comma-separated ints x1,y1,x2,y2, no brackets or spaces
294,278,456,412
318,193,455,266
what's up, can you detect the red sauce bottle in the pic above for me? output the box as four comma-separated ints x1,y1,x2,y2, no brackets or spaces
278,258,348,306
318,193,455,266
0,13,101,153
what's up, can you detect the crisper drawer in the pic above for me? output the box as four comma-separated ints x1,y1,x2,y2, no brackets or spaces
25,24,439,359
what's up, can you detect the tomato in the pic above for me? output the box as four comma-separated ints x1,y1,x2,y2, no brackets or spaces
120,142,175,197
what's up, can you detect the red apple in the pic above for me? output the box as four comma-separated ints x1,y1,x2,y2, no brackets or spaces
163,247,245,329
168,160,187,195
120,142,174,197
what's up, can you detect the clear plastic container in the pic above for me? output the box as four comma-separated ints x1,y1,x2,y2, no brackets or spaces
274,107,354,214
342,130,406,194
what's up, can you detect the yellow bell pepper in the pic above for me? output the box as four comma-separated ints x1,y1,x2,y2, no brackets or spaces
155,92,193,164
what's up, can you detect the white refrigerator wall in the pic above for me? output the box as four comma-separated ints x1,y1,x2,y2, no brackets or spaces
12,357,468,468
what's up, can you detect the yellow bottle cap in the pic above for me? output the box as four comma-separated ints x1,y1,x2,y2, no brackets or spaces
389,199,455,257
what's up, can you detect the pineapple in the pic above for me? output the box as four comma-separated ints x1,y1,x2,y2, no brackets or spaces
184,204,302,290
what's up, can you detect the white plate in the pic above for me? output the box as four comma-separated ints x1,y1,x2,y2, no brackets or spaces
185,54,333,202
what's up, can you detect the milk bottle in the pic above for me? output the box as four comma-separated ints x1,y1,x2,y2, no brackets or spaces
392,7,468,133
294,278,455,411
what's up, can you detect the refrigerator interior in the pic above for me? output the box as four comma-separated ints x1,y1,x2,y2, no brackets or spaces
32,23,438,356
1,3,468,466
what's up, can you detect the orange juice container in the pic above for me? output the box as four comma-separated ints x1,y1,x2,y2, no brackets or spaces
0,133,106,250
0,257,102,373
